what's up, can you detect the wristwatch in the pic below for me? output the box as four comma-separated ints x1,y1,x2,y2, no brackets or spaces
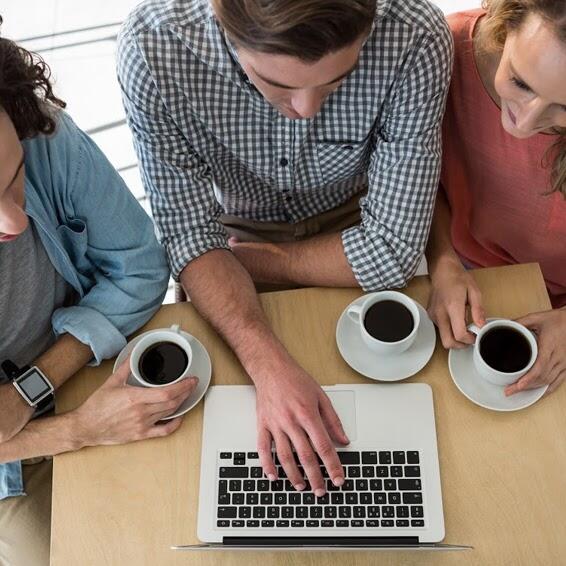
1,360,55,408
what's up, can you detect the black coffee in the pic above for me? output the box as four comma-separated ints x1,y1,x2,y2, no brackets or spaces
363,300,415,343
139,341,188,385
479,327,532,373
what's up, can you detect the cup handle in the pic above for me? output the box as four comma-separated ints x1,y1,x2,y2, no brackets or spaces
170,324,181,334
347,304,363,324
467,323,481,336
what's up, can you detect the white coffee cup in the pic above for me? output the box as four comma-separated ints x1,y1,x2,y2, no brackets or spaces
347,291,421,355
468,319,537,387
130,325,193,388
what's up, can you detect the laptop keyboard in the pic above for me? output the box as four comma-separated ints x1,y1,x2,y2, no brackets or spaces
215,450,425,529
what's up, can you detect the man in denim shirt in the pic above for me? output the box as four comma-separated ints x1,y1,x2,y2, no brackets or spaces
0,23,198,566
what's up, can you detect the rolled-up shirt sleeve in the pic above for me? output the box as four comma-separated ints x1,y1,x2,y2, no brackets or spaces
342,24,453,291
116,27,230,281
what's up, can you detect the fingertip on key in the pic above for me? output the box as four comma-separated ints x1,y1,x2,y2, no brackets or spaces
333,476,344,487
315,488,326,498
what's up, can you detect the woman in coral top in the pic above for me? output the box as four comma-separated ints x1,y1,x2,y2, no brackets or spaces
427,0,566,395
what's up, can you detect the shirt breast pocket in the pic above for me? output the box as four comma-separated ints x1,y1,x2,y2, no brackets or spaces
56,219,90,274
315,139,372,185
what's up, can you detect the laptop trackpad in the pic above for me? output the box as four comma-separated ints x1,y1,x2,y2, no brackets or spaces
325,390,357,443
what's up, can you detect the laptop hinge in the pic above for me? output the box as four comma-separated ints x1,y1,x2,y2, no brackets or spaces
223,536,420,546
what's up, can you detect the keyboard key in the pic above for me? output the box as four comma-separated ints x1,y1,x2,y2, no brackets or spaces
376,467,389,478
257,480,270,491
345,493,358,505
324,507,337,518
381,520,394,527
291,520,305,528
393,451,406,465
229,480,242,491
234,458,245,466
382,506,395,518
360,492,372,505
272,480,284,491
219,480,228,494
407,452,420,464
362,451,377,464
248,452,259,459
338,507,351,518
217,520,230,527
348,466,361,478
411,519,425,527
243,480,255,491
320,467,329,478
296,506,308,518
370,479,383,491
261,520,275,528
362,466,375,478
326,480,340,492
238,507,251,519
316,494,329,505
374,492,386,505
267,507,280,519
232,493,244,505
396,519,410,527
285,481,294,492
218,493,230,505
398,479,421,491
405,466,421,478
220,467,248,478
336,520,349,527
355,480,369,491
338,452,360,465
342,480,354,491
411,506,424,518
351,520,364,527
246,493,259,505
368,506,380,518
307,520,320,527
217,507,237,518
232,520,245,527
253,507,266,519
246,520,260,528
388,492,401,505
321,520,335,527
366,520,379,527
390,466,403,478
289,493,301,505
303,493,315,505
251,467,263,478
331,493,344,505
260,493,273,505
234,452,245,459
353,506,366,518
384,479,397,490
276,520,290,527
220,452,231,459
396,506,409,518
403,492,423,504
310,507,323,518
275,493,287,505
379,451,392,465
282,507,294,519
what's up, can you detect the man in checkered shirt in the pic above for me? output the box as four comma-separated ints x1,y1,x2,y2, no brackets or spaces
118,0,452,495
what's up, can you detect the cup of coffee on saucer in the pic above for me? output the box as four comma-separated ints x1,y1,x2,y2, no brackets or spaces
130,324,193,387
468,319,537,387
347,290,421,355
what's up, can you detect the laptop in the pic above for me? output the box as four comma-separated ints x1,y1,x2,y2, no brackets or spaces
174,383,470,551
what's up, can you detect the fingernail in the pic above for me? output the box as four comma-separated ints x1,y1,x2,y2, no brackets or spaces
333,477,344,487
315,488,326,498
268,474,276,481
295,483,305,491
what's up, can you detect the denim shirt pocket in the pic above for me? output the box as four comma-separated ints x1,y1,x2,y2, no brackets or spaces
56,219,91,276
0,461,25,500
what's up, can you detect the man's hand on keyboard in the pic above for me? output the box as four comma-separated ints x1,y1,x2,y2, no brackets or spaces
255,357,349,496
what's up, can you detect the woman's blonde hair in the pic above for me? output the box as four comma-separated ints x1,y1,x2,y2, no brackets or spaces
478,0,566,197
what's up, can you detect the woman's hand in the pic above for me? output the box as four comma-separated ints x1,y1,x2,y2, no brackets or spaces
505,308,566,396
428,258,486,349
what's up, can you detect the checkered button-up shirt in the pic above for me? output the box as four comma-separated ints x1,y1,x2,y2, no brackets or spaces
117,0,453,289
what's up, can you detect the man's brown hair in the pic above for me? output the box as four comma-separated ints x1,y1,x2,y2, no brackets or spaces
211,0,376,62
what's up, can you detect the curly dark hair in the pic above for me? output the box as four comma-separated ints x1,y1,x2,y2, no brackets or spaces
0,14,66,140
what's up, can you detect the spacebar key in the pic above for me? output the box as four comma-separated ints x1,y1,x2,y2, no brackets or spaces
219,467,249,478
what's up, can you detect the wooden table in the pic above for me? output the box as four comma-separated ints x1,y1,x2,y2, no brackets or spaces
50,263,566,565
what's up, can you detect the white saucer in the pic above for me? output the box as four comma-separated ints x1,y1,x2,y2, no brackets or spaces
113,328,212,420
448,346,547,412
336,296,436,381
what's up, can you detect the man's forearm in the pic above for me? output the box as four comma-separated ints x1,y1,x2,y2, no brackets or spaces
34,333,93,389
180,249,295,382
0,411,83,464
231,232,359,288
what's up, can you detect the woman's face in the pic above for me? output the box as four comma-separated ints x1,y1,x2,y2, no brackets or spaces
494,13,566,139
0,112,28,243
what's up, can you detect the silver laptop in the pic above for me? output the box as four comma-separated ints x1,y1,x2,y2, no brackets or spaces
174,383,470,551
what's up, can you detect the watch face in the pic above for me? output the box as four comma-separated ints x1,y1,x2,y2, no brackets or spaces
19,371,50,403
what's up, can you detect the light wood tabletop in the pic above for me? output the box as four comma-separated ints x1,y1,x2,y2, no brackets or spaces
50,263,566,565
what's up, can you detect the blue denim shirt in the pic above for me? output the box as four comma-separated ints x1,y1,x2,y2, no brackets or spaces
0,112,169,500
